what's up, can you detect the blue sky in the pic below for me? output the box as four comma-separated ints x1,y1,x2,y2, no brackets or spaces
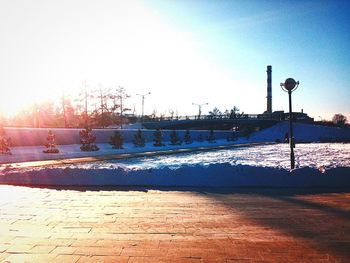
0,0,349,120
149,0,350,119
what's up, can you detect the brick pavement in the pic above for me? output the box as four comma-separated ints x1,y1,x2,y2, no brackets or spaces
0,185,349,262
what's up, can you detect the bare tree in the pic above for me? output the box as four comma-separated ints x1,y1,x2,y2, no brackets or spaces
94,84,112,128
60,92,75,127
168,109,175,120
332,113,347,127
115,86,130,129
150,108,157,120
86,85,120,128
76,81,94,127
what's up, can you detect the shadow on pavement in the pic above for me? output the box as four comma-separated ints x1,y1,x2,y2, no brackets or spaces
15,184,350,195
3,184,350,260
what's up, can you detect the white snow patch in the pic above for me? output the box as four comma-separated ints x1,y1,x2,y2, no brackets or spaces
0,139,246,164
1,143,349,187
1,122,350,187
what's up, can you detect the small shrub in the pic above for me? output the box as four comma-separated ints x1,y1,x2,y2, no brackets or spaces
43,130,59,153
183,130,192,144
169,130,181,145
79,126,100,151
153,129,165,147
110,131,124,149
133,129,145,147
197,134,204,142
0,127,11,155
207,129,216,143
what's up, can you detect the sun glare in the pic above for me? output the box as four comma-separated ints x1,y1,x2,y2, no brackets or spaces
0,87,55,118
0,0,254,119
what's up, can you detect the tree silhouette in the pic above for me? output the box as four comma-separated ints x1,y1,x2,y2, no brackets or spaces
133,129,145,147
207,129,216,143
110,131,124,149
153,129,164,146
183,130,193,144
0,127,11,155
43,130,59,153
332,114,347,127
79,127,99,151
208,107,222,119
197,134,204,142
169,130,181,145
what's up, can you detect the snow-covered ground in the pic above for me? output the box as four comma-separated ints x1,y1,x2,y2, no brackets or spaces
1,142,349,187
1,122,350,187
99,143,350,170
2,121,350,165
0,139,244,164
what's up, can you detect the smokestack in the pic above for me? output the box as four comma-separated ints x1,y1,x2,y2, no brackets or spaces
266,65,272,114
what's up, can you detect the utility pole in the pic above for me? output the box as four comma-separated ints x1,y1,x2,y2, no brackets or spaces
116,86,130,129
61,92,67,128
98,84,105,128
34,102,40,128
136,92,151,122
82,81,89,128
192,102,208,119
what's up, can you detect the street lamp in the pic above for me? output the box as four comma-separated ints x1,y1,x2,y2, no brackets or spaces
280,78,300,169
116,86,130,129
192,102,208,119
136,92,151,122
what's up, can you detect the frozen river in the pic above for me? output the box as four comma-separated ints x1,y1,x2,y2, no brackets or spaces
76,143,350,170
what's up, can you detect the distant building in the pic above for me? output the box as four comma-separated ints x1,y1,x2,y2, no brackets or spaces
259,111,313,123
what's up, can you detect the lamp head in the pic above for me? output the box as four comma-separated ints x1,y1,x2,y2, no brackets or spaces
281,78,299,92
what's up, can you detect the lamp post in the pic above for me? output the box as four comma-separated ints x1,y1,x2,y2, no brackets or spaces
280,78,299,169
192,102,208,119
136,92,151,122
116,86,130,129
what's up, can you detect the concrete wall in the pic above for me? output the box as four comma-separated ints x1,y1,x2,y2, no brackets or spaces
3,127,236,146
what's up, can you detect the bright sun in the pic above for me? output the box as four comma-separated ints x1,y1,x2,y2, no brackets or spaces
0,1,239,120
0,87,54,118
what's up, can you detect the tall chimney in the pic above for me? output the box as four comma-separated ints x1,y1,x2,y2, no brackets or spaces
266,65,272,114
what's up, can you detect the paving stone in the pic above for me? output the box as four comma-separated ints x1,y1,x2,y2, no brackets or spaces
76,255,129,263
50,246,77,255
1,253,57,262
51,254,81,263
73,246,122,256
5,244,34,254
29,245,56,254
0,185,349,262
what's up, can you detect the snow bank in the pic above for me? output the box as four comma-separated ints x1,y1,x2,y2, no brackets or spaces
249,122,350,143
1,143,349,187
1,164,349,187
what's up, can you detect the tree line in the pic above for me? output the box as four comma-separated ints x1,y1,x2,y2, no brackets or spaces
0,81,245,128
0,85,133,128
0,127,223,155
